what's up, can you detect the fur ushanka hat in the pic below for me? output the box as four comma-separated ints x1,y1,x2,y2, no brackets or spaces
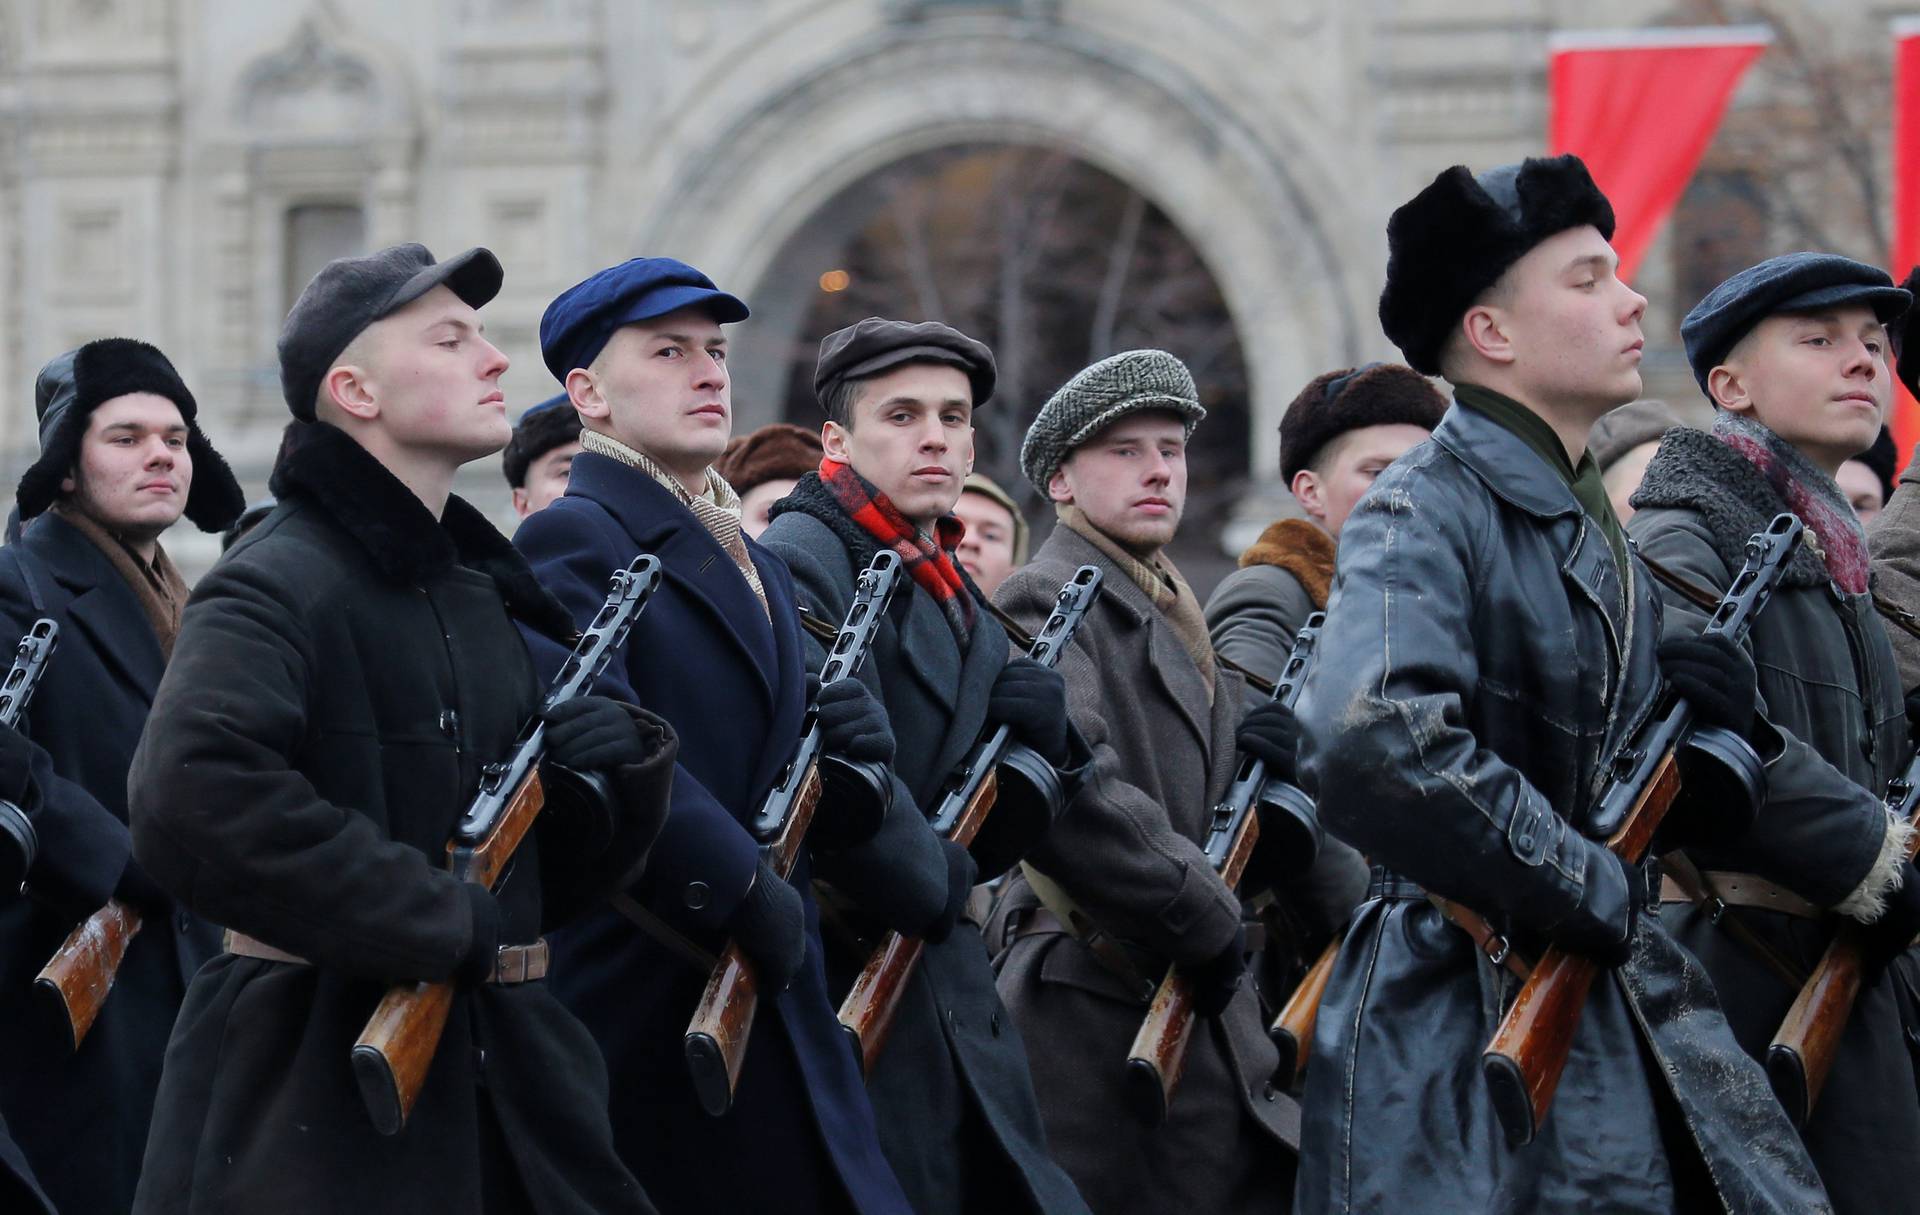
19,339,245,531
1380,154,1616,376
1278,362,1447,482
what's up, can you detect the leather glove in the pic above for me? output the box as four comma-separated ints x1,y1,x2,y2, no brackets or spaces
813,677,894,766
112,856,172,918
542,696,653,772
1236,701,1300,783
455,883,503,986
988,659,1070,767
1659,633,1757,737
1555,853,1638,969
921,841,979,945
0,723,33,807
726,860,807,993
1862,862,1920,980
1189,922,1248,1019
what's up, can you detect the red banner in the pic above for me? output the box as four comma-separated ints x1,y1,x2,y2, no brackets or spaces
1890,22,1920,465
1549,27,1770,282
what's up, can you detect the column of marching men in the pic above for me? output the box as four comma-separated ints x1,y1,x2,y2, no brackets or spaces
0,150,1916,1215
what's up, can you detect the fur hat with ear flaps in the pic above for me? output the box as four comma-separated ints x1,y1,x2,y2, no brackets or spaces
1379,154,1616,376
18,338,247,531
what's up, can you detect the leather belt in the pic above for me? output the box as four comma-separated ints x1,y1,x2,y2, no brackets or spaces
1659,871,1821,921
1365,868,1426,903
223,930,551,984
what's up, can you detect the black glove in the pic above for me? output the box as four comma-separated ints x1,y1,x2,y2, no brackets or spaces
813,677,894,766
1904,687,1920,735
542,696,652,772
112,856,172,917
0,723,33,807
1189,923,1248,1019
455,883,502,986
1555,853,1639,969
988,659,1070,767
1659,633,1757,737
1236,701,1300,782
1862,862,1920,980
726,861,807,993
921,841,979,945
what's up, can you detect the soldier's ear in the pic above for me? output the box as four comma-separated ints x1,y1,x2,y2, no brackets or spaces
1290,467,1326,525
822,420,853,463
322,363,378,422
1708,364,1752,414
1460,303,1517,367
1047,465,1074,504
565,368,608,422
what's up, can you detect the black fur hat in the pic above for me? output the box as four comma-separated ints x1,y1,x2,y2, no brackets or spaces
1380,155,1616,376
18,338,246,531
1278,362,1447,482
500,394,582,488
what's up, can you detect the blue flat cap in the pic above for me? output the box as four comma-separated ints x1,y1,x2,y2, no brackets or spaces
1682,252,1911,396
539,257,748,382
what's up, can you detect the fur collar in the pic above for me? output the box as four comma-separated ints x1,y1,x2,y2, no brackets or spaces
1236,517,1336,610
1629,425,1830,588
769,470,990,605
268,421,577,641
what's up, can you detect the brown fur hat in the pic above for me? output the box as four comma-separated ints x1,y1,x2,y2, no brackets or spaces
715,422,823,494
1278,362,1446,482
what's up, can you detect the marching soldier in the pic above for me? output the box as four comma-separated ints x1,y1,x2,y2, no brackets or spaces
757,317,1091,1215
0,339,244,1214
1629,252,1920,1211
128,244,673,1213
988,349,1302,1213
515,258,916,1215
1869,265,1920,691
504,392,584,518
1293,155,1827,1212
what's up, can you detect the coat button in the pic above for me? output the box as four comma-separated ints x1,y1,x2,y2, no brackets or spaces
684,882,710,911
1264,1081,1278,1102
990,1012,1001,1037
947,1009,960,1033
439,710,459,737
177,912,192,933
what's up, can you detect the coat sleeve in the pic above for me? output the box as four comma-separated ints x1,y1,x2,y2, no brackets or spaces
128,557,493,984
534,702,678,931
997,565,1242,966
1870,452,1920,693
758,526,949,936
1631,508,1904,918
514,504,760,937
1204,564,1314,715
1295,466,1632,954
0,580,129,917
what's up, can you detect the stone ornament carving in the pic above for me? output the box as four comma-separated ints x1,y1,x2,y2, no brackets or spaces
234,16,380,133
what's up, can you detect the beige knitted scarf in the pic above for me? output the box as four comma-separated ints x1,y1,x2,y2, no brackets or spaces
579,429,768,617
1058,503,1215,702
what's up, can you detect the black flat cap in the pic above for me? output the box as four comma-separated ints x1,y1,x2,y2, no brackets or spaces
279,243,503,421
1380,155,1614,375
1681,252,1911,397
813,318,996,409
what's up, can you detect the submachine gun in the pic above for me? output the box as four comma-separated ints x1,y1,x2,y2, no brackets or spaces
837,564,1103,1074
0,619,58,895
684,550,902,1117
351,555,661,1135
1481,513,1802,1145
1124,612,1327,1126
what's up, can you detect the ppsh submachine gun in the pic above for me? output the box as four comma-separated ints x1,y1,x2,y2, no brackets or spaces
351,555,661,1135
0,619,58,895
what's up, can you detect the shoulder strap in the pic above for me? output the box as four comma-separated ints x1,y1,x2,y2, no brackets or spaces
1873,592,1920,644
1638,551,1724,614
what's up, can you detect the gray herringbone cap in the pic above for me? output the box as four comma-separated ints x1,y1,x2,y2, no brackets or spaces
1020,349,1205,494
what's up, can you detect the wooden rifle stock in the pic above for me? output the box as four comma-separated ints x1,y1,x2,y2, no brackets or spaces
1270,937,1337,1089
839,770,997,1075
35,898,141,1050
686,764,821,1115
1767,752,1920,1126
352,772,546,1135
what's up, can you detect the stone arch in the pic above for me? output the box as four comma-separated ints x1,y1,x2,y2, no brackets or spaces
630,20,1370,477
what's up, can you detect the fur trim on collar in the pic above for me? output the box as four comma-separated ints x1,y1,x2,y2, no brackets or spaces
268,421,576,641
1629,426,1830,588
1236,517,1336,610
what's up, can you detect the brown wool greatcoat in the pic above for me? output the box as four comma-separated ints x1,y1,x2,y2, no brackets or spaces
988,523,1297,1215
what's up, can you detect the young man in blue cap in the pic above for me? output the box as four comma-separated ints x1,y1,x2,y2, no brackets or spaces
128,243,672,1215
1628,252,1919,1213
1294,156,1825,1213
504,393,583,518
757,317,1091,1215
517,258,916,1215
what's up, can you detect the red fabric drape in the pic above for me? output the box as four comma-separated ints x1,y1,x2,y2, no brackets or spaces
1549,30,1768,282
1890,25,1920,466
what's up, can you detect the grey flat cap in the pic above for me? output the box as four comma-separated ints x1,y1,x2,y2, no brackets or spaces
1020,349,1204,493
1682,252,1910,397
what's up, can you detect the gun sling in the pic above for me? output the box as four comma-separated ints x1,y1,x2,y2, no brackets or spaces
224,930,551,984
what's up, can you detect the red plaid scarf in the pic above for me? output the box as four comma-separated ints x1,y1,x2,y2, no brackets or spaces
819,456,975,642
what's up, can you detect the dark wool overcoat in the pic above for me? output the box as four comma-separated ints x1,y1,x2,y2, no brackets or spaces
1869,453,1920,690
1294,403,1828,1214
0,511,221,1215
987,523,1299,1215
127,421,666,1215
759,483,1093,1215
1630,427,1918,1213
513,450,913,1215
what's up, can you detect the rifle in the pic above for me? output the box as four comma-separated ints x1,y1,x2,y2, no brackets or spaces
685,551,902,1117
1481,513,1802,1146
1124,612,1327,1126
0,619,56,896
350,556,661,1135
1767,741,1920,1126
837,564,1104,1074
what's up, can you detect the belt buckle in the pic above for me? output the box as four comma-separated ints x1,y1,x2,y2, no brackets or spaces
492,945,525,985
1483,935,1512,967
